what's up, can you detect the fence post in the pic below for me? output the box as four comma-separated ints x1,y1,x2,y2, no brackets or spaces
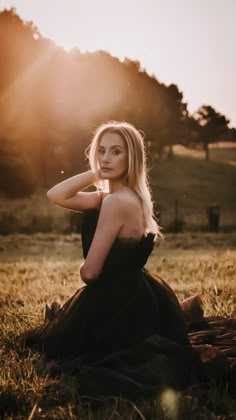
206,204,220,232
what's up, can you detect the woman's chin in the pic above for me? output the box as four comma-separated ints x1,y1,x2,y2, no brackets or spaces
100,173,113,180
100,175,110,180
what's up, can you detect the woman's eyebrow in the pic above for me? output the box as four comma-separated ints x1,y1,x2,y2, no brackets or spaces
98,145,122,149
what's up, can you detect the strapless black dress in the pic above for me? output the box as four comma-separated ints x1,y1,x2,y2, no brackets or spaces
17,209,236,399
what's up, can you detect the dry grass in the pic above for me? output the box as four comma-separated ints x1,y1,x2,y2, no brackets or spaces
0,233,236,419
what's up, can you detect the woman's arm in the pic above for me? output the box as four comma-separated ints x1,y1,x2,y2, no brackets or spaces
47,170,102,212
80,194,126,284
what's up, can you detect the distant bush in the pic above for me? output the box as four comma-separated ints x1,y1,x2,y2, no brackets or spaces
22,215,54,233
166,217,185,233
69,212,83,233
0,212,18,234
0,212,71,234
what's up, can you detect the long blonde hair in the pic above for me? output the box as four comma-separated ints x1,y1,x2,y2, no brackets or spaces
86,121,163,240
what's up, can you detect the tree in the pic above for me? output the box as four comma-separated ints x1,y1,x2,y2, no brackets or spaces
163,84,188,159
226,127,236,142
0,136,37,196
193,105,229,160
0,8,233,198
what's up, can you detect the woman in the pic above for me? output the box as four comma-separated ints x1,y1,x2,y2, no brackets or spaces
48,121,162,285
17,121,236,399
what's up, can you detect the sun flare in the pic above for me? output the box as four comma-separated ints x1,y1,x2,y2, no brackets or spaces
0,0,235,125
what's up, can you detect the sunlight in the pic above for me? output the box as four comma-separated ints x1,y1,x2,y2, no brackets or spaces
0,0,235,125
0,42,55,128
160,388,180,419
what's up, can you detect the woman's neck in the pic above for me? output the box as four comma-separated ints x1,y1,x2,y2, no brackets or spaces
108,179,128,193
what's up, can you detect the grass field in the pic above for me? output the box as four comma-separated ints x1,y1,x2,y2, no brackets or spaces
151,144,236,231
0,143,235,418
0,233,236,419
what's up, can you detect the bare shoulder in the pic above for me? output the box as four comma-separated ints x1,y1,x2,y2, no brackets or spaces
101,192,127,213
101,190,140,214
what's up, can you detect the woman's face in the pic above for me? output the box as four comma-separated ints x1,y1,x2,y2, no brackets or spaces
97,132,128,181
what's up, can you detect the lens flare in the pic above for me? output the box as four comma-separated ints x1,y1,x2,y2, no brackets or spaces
160,388,180,420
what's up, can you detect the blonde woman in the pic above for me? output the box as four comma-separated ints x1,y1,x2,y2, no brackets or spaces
18,121,236,399
47,121,163,284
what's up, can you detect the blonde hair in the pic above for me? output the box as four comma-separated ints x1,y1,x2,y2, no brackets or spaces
86,121,163,240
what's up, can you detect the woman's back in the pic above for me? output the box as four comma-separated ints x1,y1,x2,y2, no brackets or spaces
100,189,146,240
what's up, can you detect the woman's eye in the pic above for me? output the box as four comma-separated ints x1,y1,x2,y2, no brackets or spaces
98,149,120,155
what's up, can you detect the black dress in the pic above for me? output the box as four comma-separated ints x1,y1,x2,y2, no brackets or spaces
17,209,236,399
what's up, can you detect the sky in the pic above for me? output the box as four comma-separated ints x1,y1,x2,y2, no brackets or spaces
1,0,236,126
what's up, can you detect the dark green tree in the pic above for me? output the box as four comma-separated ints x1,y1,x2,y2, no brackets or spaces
193,105,229,160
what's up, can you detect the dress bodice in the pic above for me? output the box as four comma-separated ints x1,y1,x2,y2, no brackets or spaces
81,209,155,276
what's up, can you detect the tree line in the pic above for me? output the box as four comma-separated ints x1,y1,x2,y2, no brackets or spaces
0,9,235,197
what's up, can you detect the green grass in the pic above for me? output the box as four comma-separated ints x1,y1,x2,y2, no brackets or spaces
151,147,236,231
0,233,236,419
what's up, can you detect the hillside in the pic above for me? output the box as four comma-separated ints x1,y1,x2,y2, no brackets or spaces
1,144,236,233
151,144,236,231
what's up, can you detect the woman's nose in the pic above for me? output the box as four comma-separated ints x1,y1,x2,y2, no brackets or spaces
102,152,110,162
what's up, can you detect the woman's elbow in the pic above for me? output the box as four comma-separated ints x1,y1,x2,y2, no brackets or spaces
47,189,60,204
80,265,98,285
47,189,54,201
